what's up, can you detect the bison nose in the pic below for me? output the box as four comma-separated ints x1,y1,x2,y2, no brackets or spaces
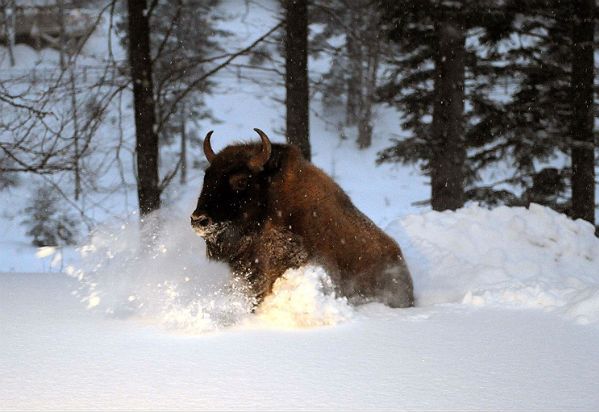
191,212,211,227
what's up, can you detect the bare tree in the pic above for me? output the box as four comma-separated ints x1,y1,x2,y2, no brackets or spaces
311,0,384,148
58,0,66,69
0,0,289,230
355,2,380,149
179,102,187,185
345,6,362,126
0,2,114,178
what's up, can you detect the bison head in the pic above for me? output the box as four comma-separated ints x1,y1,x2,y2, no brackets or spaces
191,128,274,242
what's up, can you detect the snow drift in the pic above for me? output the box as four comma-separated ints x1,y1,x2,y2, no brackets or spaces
389,203,599,324
69,203,599,332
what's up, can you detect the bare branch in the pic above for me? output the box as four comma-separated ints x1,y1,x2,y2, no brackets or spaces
157,20,284,134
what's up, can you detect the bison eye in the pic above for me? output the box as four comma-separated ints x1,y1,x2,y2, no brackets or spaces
229,173,249,192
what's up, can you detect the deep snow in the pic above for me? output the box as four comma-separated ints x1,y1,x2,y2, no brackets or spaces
3,270,599,411
3,204,599,410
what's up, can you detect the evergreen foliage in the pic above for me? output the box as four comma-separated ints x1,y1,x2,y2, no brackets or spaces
377,0,596,217
22,186,79,247
0,155,19,190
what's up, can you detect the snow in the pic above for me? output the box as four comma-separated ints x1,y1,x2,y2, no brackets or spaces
3,271,599,410
255,266,354,328
64,207,352,332
3,203,599,410
388,203,599,325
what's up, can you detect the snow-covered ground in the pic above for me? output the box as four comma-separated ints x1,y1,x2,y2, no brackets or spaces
1,2,599,411
3,265,599,410
2,204,599,410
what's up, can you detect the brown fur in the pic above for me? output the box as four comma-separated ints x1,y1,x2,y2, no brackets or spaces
192,142,414,308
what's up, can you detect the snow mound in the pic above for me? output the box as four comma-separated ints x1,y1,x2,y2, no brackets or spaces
68,208,351,333
388,203,599,324
255,265,353,328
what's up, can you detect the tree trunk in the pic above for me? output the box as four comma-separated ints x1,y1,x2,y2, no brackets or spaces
2,0,15,67
58,0,66,70
284,0,311,161
357,26,379,149
70,66,80,200
179,105,187,185
127,0,160,216
430,18,465,211
571,0,595,225
346,8,362,126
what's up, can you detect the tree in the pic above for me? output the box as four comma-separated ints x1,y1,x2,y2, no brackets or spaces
120,0,277,204
149,0,224,189
376,0,596,216
570,0,595,225
348,0,383,149
126,0,160,216
0,3,114,182
311,0,386,148
1,0,16,67
0,154,18,190
22,186,78,247
430,11,466,211
459,1,597,220
378,1,489,211
284,0,311,161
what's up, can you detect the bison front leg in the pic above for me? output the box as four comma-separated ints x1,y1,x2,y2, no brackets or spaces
247,226,309,306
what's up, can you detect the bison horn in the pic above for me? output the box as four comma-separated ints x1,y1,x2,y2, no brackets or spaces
248,128,272,171
203,130,216,163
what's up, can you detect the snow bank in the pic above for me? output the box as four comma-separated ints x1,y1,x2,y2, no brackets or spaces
69,208,352,333
71,203,598,331
389,203,599,324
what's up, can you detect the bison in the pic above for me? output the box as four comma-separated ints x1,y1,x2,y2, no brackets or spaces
191,129,414,308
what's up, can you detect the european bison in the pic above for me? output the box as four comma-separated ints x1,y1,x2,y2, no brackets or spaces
191,129,414,308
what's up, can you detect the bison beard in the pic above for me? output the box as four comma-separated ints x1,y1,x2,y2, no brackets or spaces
191,129,414,308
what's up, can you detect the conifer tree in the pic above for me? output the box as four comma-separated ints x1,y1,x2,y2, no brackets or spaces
377,0,597,220
377,0,504,210
22,186,78,247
